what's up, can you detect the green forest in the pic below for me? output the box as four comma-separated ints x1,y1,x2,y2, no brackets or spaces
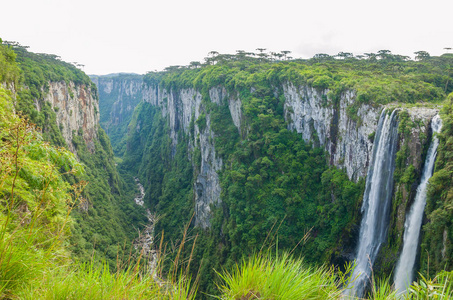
1,38,453,299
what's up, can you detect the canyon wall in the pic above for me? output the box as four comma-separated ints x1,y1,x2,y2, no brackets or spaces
115,80,438,230
43,81,99,153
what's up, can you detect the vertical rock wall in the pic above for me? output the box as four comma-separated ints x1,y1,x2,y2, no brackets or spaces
44,81,99,153
283,83,380,181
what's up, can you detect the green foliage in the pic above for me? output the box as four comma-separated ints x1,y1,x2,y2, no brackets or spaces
0,43,20,85
217,252,348,299
408,271,453,299
0,85,79,297
68,126,148,269
196,113,207,132
0,86,82,240
12,45,91,100
144,51,452,106
20,261,197,300
121,103,194,243
218,251,453,300
421,96,453,276
5,44,146,270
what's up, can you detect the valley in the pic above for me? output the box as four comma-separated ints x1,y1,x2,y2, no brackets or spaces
1,41,453,299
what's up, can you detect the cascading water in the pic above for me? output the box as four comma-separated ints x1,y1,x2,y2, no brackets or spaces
394,114,442,294
345,110,399,298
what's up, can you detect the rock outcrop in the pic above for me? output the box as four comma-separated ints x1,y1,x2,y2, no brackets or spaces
43,81,99,153
283,83,380,181
142,85,223,228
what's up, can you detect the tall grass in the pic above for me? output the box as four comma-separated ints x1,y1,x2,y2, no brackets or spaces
21,262,157,299
0,224,197,300
0,186,197,299
217,251,351,300
368,276,398,300
408,271,453,299
216,250,453,300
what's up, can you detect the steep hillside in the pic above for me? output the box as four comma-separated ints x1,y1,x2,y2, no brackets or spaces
112,51,453,296
7,43,146,268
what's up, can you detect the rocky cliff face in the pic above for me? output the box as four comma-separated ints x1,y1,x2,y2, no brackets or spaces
142,85,223,228
283,83,380,181
394,107,439,234
283,84,440,182
135,80,440,228
43,81,99,153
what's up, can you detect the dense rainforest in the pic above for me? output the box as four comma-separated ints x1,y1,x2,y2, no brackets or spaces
2,37,453,299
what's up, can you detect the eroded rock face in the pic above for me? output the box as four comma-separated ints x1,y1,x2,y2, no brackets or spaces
44,81,99,153
283,83,380,181
193,114,223,228
143,84,223,228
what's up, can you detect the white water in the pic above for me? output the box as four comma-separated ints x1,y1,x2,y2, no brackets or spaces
394,115,442,294
134,177,145,206
345,110,399,297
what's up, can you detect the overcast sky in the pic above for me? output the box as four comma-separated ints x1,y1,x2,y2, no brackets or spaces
1,0,452,75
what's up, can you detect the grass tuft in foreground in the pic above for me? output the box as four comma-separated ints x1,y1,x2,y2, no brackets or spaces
217,251,351,300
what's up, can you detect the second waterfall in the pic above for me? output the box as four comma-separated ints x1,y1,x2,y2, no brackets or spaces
394,114,442,293
346,110,399,297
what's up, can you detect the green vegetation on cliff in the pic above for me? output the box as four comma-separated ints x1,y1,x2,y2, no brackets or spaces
2,42,146,270
422,92,453,276
146,50,452,105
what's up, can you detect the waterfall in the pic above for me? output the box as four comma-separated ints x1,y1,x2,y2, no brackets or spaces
394,114,442,294
345,110,399,297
